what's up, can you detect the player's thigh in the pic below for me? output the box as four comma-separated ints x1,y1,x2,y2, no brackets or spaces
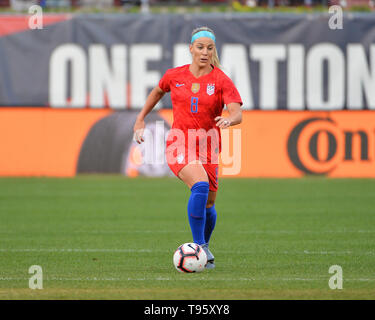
206,191,217,208
178,160,209,189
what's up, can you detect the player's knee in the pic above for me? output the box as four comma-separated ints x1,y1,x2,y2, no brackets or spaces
178,162,208,188
188,173,208,189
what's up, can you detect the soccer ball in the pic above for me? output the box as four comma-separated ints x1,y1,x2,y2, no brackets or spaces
173,243,207,273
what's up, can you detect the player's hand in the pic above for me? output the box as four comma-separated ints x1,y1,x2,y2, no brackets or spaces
133,118,145,144
215,116,231,129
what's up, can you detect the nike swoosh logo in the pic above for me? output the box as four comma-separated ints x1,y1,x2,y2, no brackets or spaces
176,83,185,87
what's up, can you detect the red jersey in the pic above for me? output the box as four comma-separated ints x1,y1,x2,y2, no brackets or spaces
159,64,242,135
159,64,242,169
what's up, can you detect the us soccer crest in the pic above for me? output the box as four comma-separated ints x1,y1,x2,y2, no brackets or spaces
191,83,200,94
206,84,215,96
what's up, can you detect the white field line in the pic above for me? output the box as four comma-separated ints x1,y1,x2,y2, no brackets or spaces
0,230,187,234
70,230,375,234
0,248,374,255
0,276,374,282
237,230,375,234
0,230,375,235
302,250,375,255
0,248,155,253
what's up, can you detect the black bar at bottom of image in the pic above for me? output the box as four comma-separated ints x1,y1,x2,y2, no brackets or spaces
0,300,373,317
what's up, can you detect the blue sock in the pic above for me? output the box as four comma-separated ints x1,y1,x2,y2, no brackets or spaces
187,181,209,245
205,205,217,244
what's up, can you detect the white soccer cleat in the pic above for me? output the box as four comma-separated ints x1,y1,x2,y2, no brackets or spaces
201,243,215,269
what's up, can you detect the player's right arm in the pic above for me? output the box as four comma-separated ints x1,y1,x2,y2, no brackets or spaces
133,85,165,144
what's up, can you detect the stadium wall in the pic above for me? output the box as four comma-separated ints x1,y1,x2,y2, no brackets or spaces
0,13,374,178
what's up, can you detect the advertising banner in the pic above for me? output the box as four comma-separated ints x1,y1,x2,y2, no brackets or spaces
0,109,374,178
0,14,375,110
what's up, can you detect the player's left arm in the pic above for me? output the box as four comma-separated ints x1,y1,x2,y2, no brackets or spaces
215,102,242,129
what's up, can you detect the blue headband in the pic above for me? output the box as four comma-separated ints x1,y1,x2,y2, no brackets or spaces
191,30,216,44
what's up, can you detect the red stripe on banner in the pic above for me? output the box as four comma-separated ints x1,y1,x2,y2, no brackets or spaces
0,15,71,37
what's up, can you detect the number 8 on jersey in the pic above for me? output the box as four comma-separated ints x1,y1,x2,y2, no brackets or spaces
191,97,199,113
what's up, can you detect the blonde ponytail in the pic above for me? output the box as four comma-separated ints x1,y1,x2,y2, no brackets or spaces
211,46,221,69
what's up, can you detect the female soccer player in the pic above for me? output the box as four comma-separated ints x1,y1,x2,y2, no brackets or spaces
133,26,243,269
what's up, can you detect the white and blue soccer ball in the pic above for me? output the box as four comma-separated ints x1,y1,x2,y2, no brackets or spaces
173,243,207,273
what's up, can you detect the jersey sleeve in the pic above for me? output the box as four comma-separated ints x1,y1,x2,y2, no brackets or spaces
158,69,172,92
221,74,243,106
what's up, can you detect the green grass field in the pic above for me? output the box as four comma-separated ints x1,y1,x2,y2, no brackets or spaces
0,176,374,300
